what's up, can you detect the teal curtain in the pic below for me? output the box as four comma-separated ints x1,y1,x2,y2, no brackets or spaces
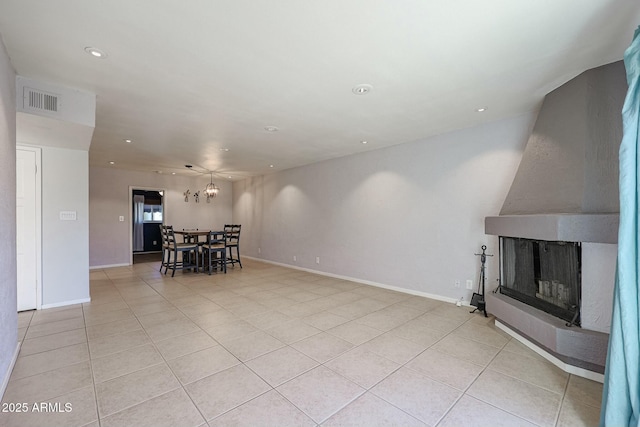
601,26,640,427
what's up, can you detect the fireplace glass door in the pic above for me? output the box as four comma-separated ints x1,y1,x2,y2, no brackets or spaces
500,237,581,325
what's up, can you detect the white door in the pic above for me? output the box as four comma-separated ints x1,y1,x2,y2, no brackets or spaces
16,148,38,311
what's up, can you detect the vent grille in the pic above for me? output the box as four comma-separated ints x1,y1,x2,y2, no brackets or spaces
24,87,59,113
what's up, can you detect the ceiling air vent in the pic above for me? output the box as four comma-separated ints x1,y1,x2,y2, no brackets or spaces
23,87,60,114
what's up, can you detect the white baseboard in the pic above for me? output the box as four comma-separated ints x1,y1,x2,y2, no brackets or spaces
90,263,130,270
495,320,604,383
0,342,21,401
244,256,463,305
41,298,91,310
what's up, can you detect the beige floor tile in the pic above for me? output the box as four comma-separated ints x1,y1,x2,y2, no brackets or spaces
129,300,175,316
100,388,205,427
227,302,271,318
204,319,258,343
467,370,562,426
302,311,350,330
359,333,426,364
82,300,129,315
168,345,240,384
370,367,461,426
277,365,365,424
565,375,603,408
166,294,211,307
92,343,164,383
19,328,87,357
326,347,400,389
557,396,601,427
30,307,83,326
245,346,319,387
25,317,86,339
397,296,442,313
406,348,484,391
416,313,465,334
326,321,383,345
189,310,240,329
438,395,537,427
86,318,142,340
95,364,180,417
244,310,292,330
17,311,34,328
11,343,89,380
155,330,218,360
17,327,27,341
0,386,98,427
430,304,476,322
277,302,324,318
452,322,510,348
501,339,548,361
137,308,187,328
223,330,286,361
388,319,448,347
489,349,569,394
292,332,354,363
185,364,271,421
3,361,92,403
432,335,500,366
88,329,151,359
143,317,201,342
84,308,136,327
208,390,315,427
179,301,224,318
266,319,322,344
323,392,426,427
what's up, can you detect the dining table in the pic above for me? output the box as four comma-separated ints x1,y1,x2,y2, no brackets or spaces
173,229,226,272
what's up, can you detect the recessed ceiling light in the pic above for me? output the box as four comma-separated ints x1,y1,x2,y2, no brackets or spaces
219,148,230,152
361,140,368,144
352,84,373,95
172,172,176,175
476,106,488,112
124,139,132,143
228,175,232,179
84,47,107,58
269,164,274,168
264,126,279,132
109,161,115,165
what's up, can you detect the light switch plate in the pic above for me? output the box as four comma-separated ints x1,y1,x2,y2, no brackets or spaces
119,216,125,222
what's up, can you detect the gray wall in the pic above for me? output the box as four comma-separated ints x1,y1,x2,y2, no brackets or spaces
41,147,90,307
501,61,626,215
89,167,233,267
0,37,17,393
233,113,534,301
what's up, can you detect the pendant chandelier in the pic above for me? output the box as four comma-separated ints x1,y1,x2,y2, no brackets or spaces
204,172,219,198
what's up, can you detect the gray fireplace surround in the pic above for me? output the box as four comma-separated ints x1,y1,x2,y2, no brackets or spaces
485,60,625,376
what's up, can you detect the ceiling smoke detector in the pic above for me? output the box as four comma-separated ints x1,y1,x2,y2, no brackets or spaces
264,126,279,132
352,84,373,95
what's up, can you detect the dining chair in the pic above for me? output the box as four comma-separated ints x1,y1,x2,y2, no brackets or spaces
201,231,227,275
161,225,199,277
224,224,242,268
159,224,171,272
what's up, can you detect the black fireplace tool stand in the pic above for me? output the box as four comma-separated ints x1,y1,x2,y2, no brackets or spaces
470,245,493,317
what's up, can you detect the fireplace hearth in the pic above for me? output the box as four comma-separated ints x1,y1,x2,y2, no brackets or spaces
499,237,581,325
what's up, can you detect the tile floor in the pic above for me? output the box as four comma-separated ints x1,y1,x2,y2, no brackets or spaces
1,259,602,426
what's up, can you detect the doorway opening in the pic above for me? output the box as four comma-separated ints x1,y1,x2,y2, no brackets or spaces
130,187,164,265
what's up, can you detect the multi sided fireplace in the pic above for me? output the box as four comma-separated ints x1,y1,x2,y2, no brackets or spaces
499,237,581,325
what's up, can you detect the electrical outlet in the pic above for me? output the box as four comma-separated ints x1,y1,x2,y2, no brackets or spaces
454,280,461,288
466,280,474,290
119,215,124,222
316,256,320,264
258,247,261,254
153,240,157,245
293,255,297,262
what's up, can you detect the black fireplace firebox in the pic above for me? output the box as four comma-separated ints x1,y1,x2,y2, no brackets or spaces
498,237,581,325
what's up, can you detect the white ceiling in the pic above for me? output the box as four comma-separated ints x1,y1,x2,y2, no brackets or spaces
0,0,638,179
